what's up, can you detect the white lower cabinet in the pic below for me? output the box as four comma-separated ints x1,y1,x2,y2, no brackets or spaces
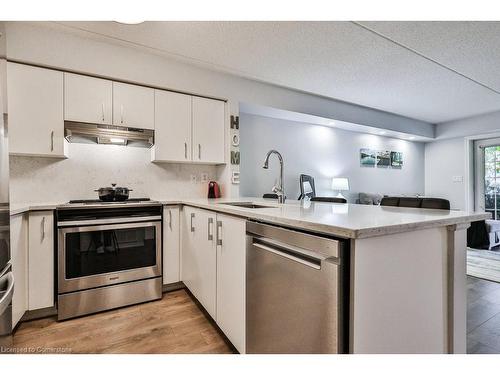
215,213,246,353
10,214,28,327
28,211,55,310
163,206,180,284
181,206,217,318
181,207,246,353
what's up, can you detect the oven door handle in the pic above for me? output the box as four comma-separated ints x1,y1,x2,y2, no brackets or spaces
58,215,162,227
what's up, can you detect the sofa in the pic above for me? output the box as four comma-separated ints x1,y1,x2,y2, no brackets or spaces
486,219,500,249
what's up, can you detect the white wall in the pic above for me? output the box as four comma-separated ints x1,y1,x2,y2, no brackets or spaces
9,143,217,205
239,113,425,201
425,138,467,210
425,107,500,212
436,110,500,140
3,22,433,202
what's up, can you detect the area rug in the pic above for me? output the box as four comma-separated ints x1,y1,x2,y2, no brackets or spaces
467,248,500,283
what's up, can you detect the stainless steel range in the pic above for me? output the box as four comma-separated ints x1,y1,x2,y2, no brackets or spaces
56,198,162,320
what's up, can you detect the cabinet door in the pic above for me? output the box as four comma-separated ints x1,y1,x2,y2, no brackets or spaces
216,213,246,353
181,206,199,296
64,73,113,125
10,214,28,327
152,90,192,162
28,211,54,310
181,206,217,318
0,59,7,114
163,206,180,284
7,63,66,157
192,97,225,164
113,82,154,129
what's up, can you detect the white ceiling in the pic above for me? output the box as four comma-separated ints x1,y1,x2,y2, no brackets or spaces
57,21,500,124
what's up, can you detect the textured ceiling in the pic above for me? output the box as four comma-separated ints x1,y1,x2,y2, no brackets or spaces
57,21,500,124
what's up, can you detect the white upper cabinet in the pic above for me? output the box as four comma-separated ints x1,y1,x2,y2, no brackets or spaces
192,97,225,164
64,73,112,125
113,82,154,129
153,90,192,162
7,63,67,157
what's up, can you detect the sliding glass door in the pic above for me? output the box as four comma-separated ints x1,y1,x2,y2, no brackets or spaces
475,138,500,219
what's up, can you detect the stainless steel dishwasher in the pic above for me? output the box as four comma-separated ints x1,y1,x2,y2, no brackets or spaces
246,221,348,354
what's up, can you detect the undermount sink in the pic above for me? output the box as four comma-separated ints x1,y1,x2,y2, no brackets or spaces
220,202,276,209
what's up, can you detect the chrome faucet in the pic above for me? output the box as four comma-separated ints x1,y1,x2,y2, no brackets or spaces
263,149,285,204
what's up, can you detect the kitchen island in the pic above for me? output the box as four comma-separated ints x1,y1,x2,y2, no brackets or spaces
173,198,488,354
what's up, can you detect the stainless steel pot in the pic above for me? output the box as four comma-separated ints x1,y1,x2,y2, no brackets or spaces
114,186,133,201
95,184,116,202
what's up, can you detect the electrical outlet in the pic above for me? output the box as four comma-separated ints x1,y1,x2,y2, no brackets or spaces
190,175,197,184
200,173,208,183
452,176,463,183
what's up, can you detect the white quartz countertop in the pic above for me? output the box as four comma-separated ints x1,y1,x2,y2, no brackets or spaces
165,197,490,239
10,197,490,239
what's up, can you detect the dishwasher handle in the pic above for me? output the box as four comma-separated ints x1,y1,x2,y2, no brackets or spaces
252,237,325,270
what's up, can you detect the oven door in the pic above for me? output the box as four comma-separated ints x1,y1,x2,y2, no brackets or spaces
58,221,162,294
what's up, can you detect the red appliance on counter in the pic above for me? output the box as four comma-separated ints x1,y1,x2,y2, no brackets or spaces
208,181,221,198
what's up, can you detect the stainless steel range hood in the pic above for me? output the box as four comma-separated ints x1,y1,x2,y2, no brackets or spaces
64,122,154,148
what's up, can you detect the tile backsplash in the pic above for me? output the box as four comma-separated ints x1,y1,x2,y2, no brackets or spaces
9,143,218,204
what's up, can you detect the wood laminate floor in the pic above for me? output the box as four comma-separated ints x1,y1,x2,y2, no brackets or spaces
10,278,500,354
10,289,235,354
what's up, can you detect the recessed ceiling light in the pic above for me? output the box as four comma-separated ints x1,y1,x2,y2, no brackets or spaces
408,136,416,140
379,131,386,135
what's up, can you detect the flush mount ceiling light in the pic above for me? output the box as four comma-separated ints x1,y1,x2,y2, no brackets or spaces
114,20,145,25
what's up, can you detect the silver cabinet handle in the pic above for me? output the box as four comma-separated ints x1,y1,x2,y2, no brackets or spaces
168,209,172,230
190,213,195,232
50,131,54,152
120,104,124,124
208,217,214,241
41,216,46,241
102,103,105,122
184,142,188,159
216,220,222,246
198,144,201,159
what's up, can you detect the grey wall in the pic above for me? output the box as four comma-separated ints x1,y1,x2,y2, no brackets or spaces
240,113,425,201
